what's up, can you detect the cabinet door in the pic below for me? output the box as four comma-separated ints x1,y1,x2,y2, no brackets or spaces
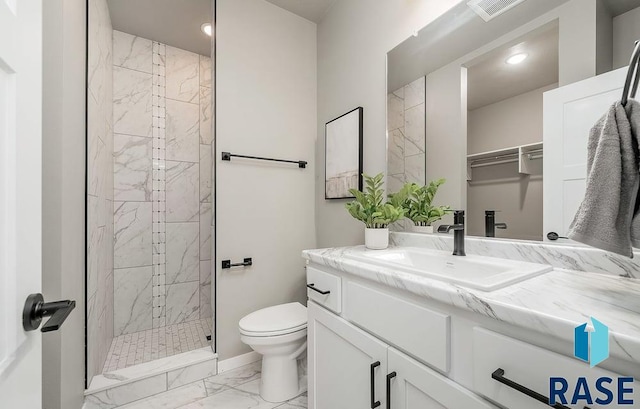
308,301,388,409
388,348,497,409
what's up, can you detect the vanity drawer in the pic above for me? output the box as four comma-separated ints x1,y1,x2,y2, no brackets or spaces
473,328,638,409
346,281,450,373
306,266,341,313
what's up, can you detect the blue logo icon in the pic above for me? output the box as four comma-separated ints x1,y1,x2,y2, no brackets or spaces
574,317,609,367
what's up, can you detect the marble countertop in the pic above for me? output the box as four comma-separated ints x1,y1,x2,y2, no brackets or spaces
303,246,640,365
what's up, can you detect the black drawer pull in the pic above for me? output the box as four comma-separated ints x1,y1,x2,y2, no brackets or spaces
386,372,397,409
371,361,381,408
492,368,590,409
306,283,330,295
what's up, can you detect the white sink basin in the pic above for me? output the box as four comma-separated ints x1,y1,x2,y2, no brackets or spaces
345,247,552,291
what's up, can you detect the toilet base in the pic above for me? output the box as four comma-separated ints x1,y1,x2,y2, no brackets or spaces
259,355,300,402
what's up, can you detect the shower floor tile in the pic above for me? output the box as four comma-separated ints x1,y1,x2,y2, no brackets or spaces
104,319,213,372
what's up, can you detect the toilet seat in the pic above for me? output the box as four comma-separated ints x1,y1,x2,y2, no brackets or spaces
239,302,307,337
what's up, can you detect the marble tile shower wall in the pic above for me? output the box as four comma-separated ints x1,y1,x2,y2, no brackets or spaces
387,77,426,231
87,0,115,382
112,30,213,338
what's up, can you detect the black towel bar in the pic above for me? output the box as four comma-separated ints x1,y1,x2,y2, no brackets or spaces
221,152,307,168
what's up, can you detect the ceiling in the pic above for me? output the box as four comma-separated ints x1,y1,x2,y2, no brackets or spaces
467,25,559,110
264,0,337,23
107,0,213,56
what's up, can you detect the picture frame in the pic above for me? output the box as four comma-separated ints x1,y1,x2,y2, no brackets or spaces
325,107,363,200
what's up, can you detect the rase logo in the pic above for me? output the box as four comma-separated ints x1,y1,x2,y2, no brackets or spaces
574,317,609,367
549,318,635,406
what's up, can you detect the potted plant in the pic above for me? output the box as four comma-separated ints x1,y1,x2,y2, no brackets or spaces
389,179,452,233
345,173,405,250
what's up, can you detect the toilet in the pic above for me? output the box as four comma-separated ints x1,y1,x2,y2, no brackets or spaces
239,302,307,403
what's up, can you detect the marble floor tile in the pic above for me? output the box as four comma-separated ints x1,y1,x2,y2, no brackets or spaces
203,362,262,396
179,381,279,409
118,382,207,409
102,363,307,409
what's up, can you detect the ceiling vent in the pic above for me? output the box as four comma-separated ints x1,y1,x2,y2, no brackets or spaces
467,0,528,22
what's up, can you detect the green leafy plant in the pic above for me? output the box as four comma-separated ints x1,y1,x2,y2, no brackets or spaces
389,179,452,227
345,173,405,229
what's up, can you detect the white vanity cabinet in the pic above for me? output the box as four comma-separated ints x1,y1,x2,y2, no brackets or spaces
306,263,639,409
308,302,388,409
308,302,497,409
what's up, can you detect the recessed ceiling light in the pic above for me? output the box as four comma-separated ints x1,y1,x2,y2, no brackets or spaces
506,53,528,65
201,23,212,37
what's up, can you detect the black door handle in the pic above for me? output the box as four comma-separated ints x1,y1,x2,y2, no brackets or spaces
306,283,330,295
371,361,381,408
492,368,590,409
23,293,76,332
386,372,397,409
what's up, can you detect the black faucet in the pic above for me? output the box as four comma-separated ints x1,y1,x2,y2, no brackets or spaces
485,210,507,238
437,210,466,256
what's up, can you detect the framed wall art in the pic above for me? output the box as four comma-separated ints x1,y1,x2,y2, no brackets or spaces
325,107,363,199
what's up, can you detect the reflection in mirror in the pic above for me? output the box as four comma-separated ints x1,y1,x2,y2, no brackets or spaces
387,0,640,241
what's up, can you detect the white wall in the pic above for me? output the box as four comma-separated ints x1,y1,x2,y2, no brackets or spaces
468,84,557,154
316,0,463,247
42,0,87,407
613,7,640,69
216,0,317,360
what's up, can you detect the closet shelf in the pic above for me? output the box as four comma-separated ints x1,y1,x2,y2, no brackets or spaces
467,142,543,181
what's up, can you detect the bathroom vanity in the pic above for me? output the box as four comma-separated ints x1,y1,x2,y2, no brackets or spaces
303,233,640,409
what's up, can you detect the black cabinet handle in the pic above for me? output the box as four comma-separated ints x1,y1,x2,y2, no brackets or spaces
492,368,590,409
306,283,330,295
386,372,397,409
221,258,252,269
22,293,76,332
371,361,381,408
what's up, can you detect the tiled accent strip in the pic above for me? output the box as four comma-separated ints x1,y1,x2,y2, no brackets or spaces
152,42,167,328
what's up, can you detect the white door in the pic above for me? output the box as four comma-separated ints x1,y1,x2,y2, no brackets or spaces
543,67,627,241
0,0,43,408
308,302,388,409
387,348,496,409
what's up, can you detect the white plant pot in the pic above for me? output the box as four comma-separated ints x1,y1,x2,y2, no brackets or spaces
412,225,433,234
365,228,389,250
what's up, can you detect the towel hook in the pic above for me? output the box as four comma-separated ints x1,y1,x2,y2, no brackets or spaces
621,40,640,106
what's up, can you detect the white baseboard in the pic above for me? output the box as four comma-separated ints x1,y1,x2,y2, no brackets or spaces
217,351,261,373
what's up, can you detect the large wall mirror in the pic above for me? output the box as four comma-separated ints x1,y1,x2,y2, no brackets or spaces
387,0,640,241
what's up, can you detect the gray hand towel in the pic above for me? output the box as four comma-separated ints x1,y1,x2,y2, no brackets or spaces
568,100,640,258
626,101,640,248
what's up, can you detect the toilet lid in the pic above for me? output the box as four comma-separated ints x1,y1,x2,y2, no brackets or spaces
239,302,307,335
